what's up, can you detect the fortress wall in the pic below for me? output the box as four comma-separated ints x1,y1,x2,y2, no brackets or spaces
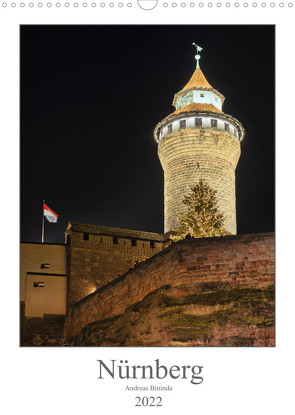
64,232,274,340
158,128,241,234
21,302,65,346
66,225,167,305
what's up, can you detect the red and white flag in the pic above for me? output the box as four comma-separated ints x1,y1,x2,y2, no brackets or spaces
43,203,58,223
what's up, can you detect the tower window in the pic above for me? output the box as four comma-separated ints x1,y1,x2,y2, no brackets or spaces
131,239,137,247
179,120,186,129
83,232,89,241
234,129,238,137
200,93,205,97
168,124,172,133
195,118,202,127
150,241,155,249
113,236,118,244
211,119,217,128
33,282,44,288
215,97,218,102
197,162,200,168
224,122,229,132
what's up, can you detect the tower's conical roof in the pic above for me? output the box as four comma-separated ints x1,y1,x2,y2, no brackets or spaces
181,67,213,91
172,66,225,108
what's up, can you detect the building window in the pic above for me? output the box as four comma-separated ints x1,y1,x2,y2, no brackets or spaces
168,124,172,133
150,241,155,249
195,118,202,127
211,119,217,128
83,232,89,241
179,120,186,129
131,239,137,247
234,129,238,138
224,122,229,132
200,93,205,97
113,236,118,244
215,97,218,102
41,264,50,269
33,282,44,288
197,162,200,168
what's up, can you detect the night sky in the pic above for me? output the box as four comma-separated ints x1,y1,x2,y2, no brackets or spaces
21,25,275,244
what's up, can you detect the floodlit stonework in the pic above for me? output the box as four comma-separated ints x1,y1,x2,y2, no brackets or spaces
158,128,241,234
65,222,169,305
64,232,275,346
154,62,244,234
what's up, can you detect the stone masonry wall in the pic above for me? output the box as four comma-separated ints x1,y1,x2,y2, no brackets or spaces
64,232,274,341
158,127,241,234
66,223,168,305
21,302,65,346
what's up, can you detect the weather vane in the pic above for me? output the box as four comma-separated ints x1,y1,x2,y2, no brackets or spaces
192,43,203,69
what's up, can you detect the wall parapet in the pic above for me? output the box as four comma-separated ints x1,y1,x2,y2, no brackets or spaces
64,232,275,341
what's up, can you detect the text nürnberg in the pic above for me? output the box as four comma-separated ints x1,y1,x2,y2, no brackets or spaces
97,359,203,385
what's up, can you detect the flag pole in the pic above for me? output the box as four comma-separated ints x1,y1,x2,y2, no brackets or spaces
42,200,45,243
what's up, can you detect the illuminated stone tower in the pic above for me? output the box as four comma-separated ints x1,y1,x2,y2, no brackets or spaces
154,45,244,235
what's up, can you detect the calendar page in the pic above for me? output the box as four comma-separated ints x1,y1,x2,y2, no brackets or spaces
1,2,294,414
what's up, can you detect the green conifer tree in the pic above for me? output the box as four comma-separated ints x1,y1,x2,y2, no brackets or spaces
171,180,226,241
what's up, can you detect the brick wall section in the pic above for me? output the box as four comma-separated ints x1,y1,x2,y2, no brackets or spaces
64,232,274,340
66,222,169,304
158,128,241,234
21,302,65,346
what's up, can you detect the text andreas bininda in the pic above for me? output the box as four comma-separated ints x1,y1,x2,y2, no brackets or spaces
97,359,204,386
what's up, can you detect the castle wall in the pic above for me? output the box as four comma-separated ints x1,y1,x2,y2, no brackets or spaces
64,232,274,341
20,243,66,302
20,243,67,346
158,128,241,234
66,223,167,305
21,302,66,346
